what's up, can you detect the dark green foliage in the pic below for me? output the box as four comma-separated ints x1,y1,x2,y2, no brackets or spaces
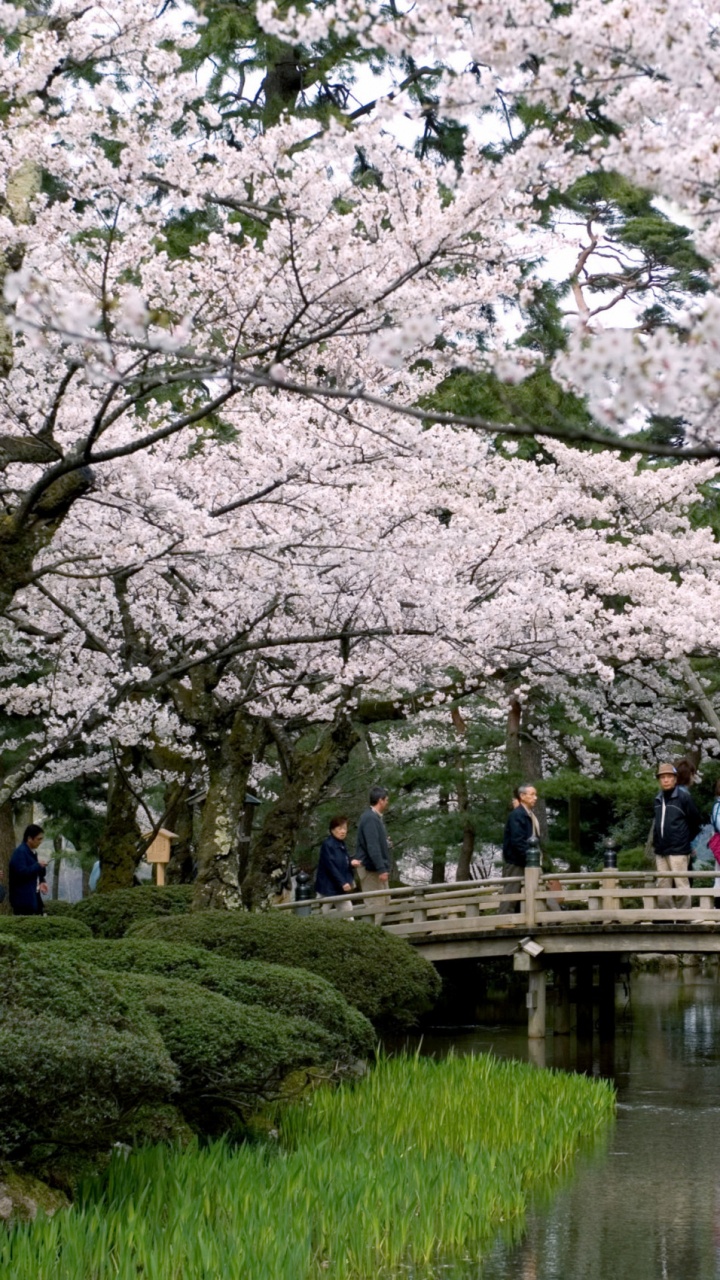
0,915,92,940
0,1017,177,1166
127,912,441,1030
115,972,343,1124
0,936,151,1029
42,899,75,917
0,938,176,1169
42,938,375,1059
72,885,194,937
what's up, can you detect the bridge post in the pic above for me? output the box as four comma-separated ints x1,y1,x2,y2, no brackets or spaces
514,950,546,1040
524,837,541,928
602,840,619,915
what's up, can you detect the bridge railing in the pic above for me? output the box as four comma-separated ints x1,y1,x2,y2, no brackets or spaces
274,867,720,937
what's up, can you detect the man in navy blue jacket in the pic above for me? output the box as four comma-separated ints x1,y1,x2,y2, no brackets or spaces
499,785,539,914
653,762,701,910
316,817,360,915
9,824,48,915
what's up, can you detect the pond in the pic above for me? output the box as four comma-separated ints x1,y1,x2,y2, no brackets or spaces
406,968,720,1280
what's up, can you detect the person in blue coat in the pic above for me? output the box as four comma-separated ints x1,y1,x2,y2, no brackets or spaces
316,817,360,915
9,824,48,915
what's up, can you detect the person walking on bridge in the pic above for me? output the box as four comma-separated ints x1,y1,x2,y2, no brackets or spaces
499,784,539,914
356,786,391,918
653,762,701,912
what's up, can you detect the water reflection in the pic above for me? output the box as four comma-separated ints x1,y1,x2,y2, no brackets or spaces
403,970,720,1280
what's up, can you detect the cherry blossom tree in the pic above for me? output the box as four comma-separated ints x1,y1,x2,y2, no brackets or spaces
3,0,720,901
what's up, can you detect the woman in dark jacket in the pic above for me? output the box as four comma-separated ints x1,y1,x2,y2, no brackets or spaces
9,824,48,915
316,816,360,915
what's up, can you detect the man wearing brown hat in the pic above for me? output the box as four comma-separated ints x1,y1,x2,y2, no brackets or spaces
653,762,701,912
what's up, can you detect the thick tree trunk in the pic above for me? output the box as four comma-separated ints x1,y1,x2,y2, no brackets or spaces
0,469,93,617
506,696,548,838
164,785,196,884
96,752,143,892
192,714,256,911
240,714,360,908
456,824,476,882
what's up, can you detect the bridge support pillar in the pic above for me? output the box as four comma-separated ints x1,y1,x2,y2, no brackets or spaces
553,965,571,1036
514,951,546,1040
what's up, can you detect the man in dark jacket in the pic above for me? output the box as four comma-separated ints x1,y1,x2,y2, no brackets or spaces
316,816,360,915
499,785,538,914
9,824,48,915
653,763,701,910
356,786,391,917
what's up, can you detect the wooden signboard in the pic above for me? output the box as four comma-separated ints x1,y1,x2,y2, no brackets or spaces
143,829,178,886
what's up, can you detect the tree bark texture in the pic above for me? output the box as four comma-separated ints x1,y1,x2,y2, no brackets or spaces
96,752,143,892
240,713,360,908
192,713,256,911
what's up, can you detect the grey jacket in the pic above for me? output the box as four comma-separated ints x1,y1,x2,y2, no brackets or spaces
356,807,391,873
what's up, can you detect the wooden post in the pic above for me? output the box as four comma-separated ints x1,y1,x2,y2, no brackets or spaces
602,872,619,916
524,864,540,929
527,968,546,1040
514,951,545,1040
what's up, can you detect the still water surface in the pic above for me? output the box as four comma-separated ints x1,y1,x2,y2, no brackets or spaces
414,970,720,1280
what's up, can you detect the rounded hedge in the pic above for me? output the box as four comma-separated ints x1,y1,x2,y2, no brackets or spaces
72,885,194,938
0,915,92,940
0,937,176,1170
0,1015,177,1166
42,899,75,917
41,938,375,1060
0,934,154,1030
127,912,441,1030
114,972,343,1123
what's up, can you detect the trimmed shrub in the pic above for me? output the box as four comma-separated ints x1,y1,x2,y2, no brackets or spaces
0,937,177,1170
41,938,375,1060
0,915,92,940
127,912,441,1029
115,972,343,1123
72,885,194,938
0,934,154,1030
42,899,75,917
0,1015,177,1166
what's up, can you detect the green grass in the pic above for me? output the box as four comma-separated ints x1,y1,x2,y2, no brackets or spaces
2,1053,614,1279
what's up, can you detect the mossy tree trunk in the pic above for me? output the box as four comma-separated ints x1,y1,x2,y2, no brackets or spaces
164,786,197,883
192,713,257,911
240,713,360,909
96,750,143,892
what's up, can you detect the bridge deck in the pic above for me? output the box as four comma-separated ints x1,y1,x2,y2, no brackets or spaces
276,868,720,960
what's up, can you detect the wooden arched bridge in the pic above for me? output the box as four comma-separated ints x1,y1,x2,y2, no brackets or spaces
277,865,720,1041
